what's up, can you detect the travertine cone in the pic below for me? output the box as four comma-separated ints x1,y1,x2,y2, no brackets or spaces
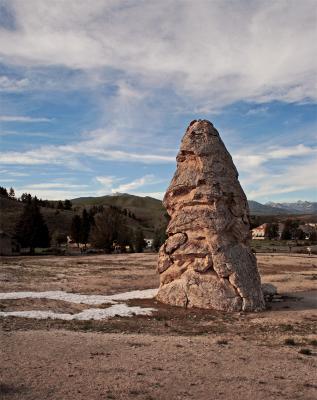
156,120,265,312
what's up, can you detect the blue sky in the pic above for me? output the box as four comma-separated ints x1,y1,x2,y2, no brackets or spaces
0,0,316,203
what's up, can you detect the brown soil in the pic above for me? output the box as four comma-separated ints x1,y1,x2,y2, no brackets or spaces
0,253,316,400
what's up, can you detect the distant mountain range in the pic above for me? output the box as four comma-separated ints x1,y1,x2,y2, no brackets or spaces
248,200,290,215
265,201,317,214
72,194,317,216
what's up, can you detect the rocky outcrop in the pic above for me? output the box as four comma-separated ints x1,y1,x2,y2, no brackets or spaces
156,120,265,312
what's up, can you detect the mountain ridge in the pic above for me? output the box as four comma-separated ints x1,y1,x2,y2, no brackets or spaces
72,194,315,216
266,201,317,214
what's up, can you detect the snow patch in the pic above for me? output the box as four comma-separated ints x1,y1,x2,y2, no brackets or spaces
0,288,158,321
0,304,156,320
0,288,158,305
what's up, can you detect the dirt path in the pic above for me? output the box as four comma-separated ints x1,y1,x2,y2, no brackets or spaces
1,330,317,400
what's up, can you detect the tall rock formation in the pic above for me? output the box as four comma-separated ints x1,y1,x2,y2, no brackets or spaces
156,120,265,312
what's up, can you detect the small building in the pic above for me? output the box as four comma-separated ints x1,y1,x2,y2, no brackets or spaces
145,238,154,248
251,224,269,240
0,231,20,256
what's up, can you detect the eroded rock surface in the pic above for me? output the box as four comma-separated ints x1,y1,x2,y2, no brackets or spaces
156,120,265,312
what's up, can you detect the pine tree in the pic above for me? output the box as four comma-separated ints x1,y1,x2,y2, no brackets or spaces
57,200,64,210
20,193,32,203
133,228,146,253
64,199,72,210
266,223,279,240
153,227,167,251
70,215,82,247
81,209,90,248
14,201,50,254
8,187,15,199
0,186,8,197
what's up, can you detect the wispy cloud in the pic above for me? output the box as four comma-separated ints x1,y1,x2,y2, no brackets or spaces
246,157,317,199
245,106,269,116
237,145,317,200
0,75,29,91
95,176,118,188
0,132,176,167
0,1,316,106
269,144,316,159
0,169,29,177
0,115,52,122
111,175,156,193
0,130,56,137
25,183,88,190
14,188,93,201
0,1,316,203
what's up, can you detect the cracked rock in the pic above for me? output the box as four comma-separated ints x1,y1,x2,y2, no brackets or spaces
156,120,265,312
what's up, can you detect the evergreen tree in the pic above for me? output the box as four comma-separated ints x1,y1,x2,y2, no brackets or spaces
14,201,50,254
266,223,279,240
64,199,72,210
133,228,146,253
8,187,15,199
117,226,133,252
0,186,8,197
70,215,82,247
281,219,300,240
281,226,292,240
81,208,90,248
20,193,32,203
295,228,305,241
153,226,167,251
57,200,64,210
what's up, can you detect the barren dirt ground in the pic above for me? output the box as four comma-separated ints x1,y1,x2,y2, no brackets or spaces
0,253,316,400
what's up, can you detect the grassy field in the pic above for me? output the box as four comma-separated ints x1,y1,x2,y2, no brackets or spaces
251,239,317,254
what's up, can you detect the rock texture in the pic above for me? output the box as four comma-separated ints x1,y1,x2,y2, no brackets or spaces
156,120,265,312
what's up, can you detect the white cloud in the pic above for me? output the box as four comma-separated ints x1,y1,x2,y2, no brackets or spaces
95,176,117,188
0,138,175,167
269,144,316,159
14,188,93,201
13,175,165,200
0,75,29,91
0,1,316,202
0,169,29,177
25,183,88,189
0,147,76,167
0,115,51,122
245,106,269,116
111,175,156,193
0,1,316,106
237,146,317,200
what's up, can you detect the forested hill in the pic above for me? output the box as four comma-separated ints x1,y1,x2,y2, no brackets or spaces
1,191,316,239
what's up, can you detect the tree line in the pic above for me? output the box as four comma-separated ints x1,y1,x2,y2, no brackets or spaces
0,186,72,210
11,196,152,254
70,206,146,253
264,220,316,241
